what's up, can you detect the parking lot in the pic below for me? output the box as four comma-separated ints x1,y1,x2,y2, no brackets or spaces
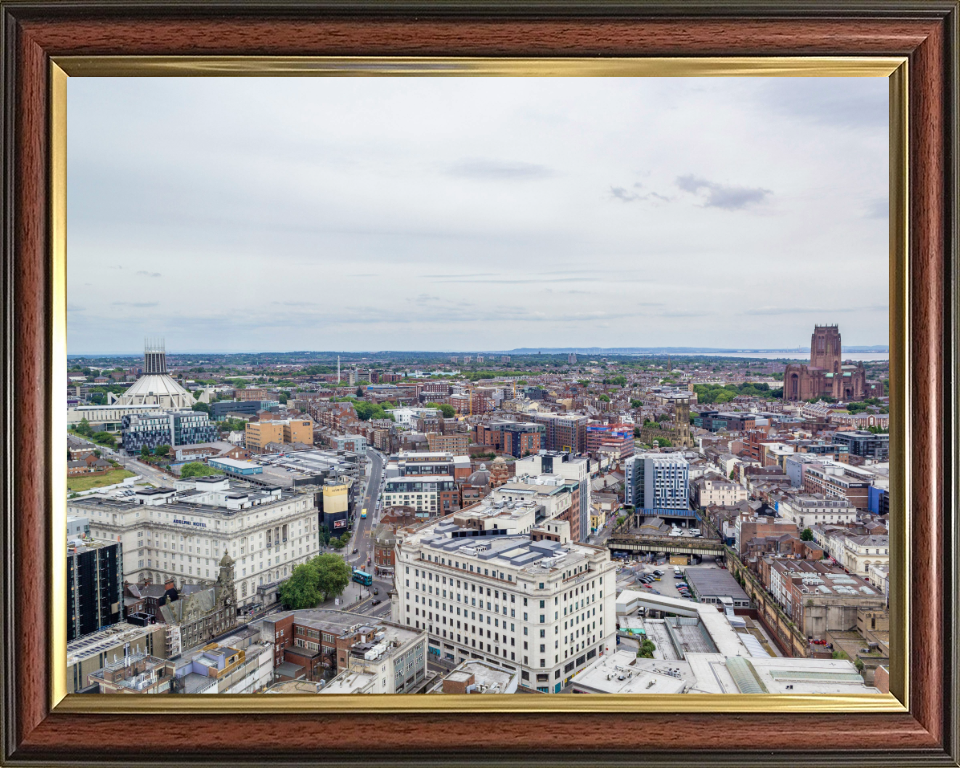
616,557,728,602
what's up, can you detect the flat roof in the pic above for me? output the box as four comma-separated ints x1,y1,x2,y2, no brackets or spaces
208,457,260,470
445,661,515,692
570,650,689,694
682,567,750,601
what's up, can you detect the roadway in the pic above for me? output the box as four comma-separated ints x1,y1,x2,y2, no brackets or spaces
343,448,385,573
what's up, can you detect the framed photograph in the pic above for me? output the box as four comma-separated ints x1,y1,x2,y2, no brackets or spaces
1,2,957,766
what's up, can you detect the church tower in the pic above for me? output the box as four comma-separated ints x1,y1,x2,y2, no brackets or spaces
215,551,237,613
144,337,167,375
810,325,842,372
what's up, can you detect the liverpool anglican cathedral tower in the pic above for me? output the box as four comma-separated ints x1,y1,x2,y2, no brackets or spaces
783,325,884,402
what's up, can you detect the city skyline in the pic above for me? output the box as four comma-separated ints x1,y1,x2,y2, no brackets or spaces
68,77,889,354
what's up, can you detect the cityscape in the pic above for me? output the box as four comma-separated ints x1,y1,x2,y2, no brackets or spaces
65,327,891,695
64,77,890,697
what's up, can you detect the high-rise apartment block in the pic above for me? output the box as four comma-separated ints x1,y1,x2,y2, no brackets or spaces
527,413,588,453
624,453,690,514
67,537,123,641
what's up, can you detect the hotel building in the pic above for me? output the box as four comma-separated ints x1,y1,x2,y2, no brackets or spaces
67,476,320,611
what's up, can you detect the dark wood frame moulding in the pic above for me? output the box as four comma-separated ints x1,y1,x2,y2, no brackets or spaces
1,2,957,766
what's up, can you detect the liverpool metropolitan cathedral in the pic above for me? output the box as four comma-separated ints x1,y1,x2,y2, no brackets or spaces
783,325,884,402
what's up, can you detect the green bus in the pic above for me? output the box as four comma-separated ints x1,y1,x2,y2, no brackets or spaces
352,568,373,586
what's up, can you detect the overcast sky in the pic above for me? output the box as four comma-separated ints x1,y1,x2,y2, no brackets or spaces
67,77,889,354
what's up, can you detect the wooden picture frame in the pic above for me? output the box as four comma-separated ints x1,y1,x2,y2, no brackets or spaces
1,2,957,765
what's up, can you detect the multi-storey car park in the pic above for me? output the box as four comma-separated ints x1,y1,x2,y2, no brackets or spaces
392,501,617,693
68,475,320,612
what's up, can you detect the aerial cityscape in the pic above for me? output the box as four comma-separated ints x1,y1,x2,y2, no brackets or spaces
64,77,890,696
65,328,891,695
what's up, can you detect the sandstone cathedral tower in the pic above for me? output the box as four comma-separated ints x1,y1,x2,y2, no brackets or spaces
783,325,882,402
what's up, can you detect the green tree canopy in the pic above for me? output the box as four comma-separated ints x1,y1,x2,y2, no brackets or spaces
354,401,392,421
91,431,117,448
73,417,94,437
312,553,352,601
191,401,211,414
154,444,170,458
637,638,657,659
426,402,456,418
180,462,220,478
278,562,322,609
694,382,777,404
800,528,814,541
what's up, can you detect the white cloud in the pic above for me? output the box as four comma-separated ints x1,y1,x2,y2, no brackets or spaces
66,77,888,353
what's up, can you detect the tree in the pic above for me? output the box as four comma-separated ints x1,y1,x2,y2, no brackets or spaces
800,528,814,541
91,431,117,449
633,427,641,438
330,535,346,550
615,515,627,527
426,402,456,418
154,444,170,458
312,553,352,601
191,401,211,414
278,392,289,404
180,461,220,478
355,386,364,398
74,417,94,437
637,638,657,658
278,562,322,609
654,437,672,448
140,445,152,458
630,399,643,409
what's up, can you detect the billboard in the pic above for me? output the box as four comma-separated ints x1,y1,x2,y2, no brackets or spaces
333,519,347,529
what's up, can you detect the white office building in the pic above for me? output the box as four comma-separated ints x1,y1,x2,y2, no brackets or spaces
392,505,617,693
67,476,320,610
776,495,858,529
